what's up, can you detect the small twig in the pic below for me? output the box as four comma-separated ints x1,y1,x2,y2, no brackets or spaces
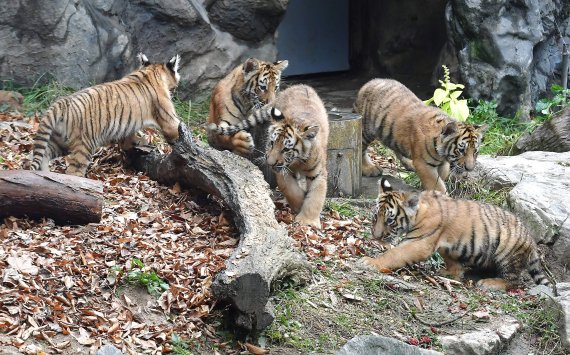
400,298,472,328
418,270,441,289
435,275,463,286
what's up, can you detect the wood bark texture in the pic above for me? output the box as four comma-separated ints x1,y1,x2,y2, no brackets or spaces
126,123,309,333
327,112,362,197
0,170,103,225
514,106,570,153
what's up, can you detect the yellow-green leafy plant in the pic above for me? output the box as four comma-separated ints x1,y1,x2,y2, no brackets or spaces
424,65,470,121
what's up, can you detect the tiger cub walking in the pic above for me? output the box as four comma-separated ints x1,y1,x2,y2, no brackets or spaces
207,58,288,156
354,78,488,193
362,178,552,292
209,85,329,228
31,53,182,176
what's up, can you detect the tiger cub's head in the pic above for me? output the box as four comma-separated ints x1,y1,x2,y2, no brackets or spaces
241,58,289,108
266,108,320,173
138,53,181,90
437,121,488,173
372,178,420,244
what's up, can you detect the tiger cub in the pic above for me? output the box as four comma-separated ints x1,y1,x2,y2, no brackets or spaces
361,178,552,292
31,53,181,176
354,78,488,193
209,85,329,228
207,58,288,156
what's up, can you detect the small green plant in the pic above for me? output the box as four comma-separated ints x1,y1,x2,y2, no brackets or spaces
170,333,192,355
424,65,470,121
535,84,570,118
325,200,360,218
108,258,169,296
467,99,534,155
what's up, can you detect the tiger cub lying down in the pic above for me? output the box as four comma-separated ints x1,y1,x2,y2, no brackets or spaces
31,53,181,176
207,58,288,156
208,85,329,228
354,78,488,193
362,178,553,292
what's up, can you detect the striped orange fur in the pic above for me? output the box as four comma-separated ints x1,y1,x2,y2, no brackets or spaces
207,58,288,156
31,53,181,176
362,178,553,292
354,78,488,193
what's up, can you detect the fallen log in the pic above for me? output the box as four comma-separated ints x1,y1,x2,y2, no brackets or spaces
514,106,570,153
0,170,103,225
126,123,309,334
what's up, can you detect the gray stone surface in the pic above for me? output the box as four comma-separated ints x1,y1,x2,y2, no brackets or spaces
551,282,570,350
477,152,570,264
95,344,123,355
439,317,520,355
0,0,278,98
445,0,569,120
336,334,442,355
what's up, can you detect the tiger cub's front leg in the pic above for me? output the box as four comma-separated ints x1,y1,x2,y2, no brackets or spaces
276,171,305,213
231,131,254,156
413,159,446,192
363,238,437,272
295,173,327,228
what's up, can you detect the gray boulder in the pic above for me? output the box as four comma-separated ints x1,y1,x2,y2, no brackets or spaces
0,0,278,98
477,152,570,264
439,317,520,355
336,334,442,355
445,0,569,120
551,282,570,349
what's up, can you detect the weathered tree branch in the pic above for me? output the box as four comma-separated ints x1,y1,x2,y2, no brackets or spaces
126,123,309,334
514,106,570,153
0,170,103,225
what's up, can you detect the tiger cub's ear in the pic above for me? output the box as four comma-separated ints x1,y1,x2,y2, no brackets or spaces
378,177,392,193
271,107,283,121
475,123,489,133
273,60,289,72
303,125,319,140
442,121,458,136
402,193,420,216
167,54,181,74
138,53,150,67
243,58,260,77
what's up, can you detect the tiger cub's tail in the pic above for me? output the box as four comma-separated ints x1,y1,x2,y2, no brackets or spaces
527,249,554,291
207,106,283,136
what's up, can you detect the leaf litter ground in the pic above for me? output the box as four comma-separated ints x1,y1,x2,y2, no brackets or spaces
0,112,565,354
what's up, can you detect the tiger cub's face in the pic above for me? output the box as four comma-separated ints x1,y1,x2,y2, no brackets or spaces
265,108,320,173
242,59,289,108
372,179,419,244
438,122,488,173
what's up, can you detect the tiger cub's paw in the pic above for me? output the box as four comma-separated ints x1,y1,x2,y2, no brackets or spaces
294,214,321,229
357,257,390,273
231,131,254,156
362,162,383,177
476,278,508,292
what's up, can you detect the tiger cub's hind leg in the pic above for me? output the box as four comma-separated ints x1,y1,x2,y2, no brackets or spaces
440,254,465,280
362,145,383,177
476,262,523,292
66,141,94,177
395,152,414,171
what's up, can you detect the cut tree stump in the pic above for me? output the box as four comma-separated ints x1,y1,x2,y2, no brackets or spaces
514,106,570,153
0,170,103,225
126,123,310,334
327,112,362,197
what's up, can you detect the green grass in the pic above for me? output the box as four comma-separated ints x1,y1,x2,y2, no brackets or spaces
173,95,210,143
18,82,75,115
109,258,169,296
324,200,360,218
468,99,537,155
